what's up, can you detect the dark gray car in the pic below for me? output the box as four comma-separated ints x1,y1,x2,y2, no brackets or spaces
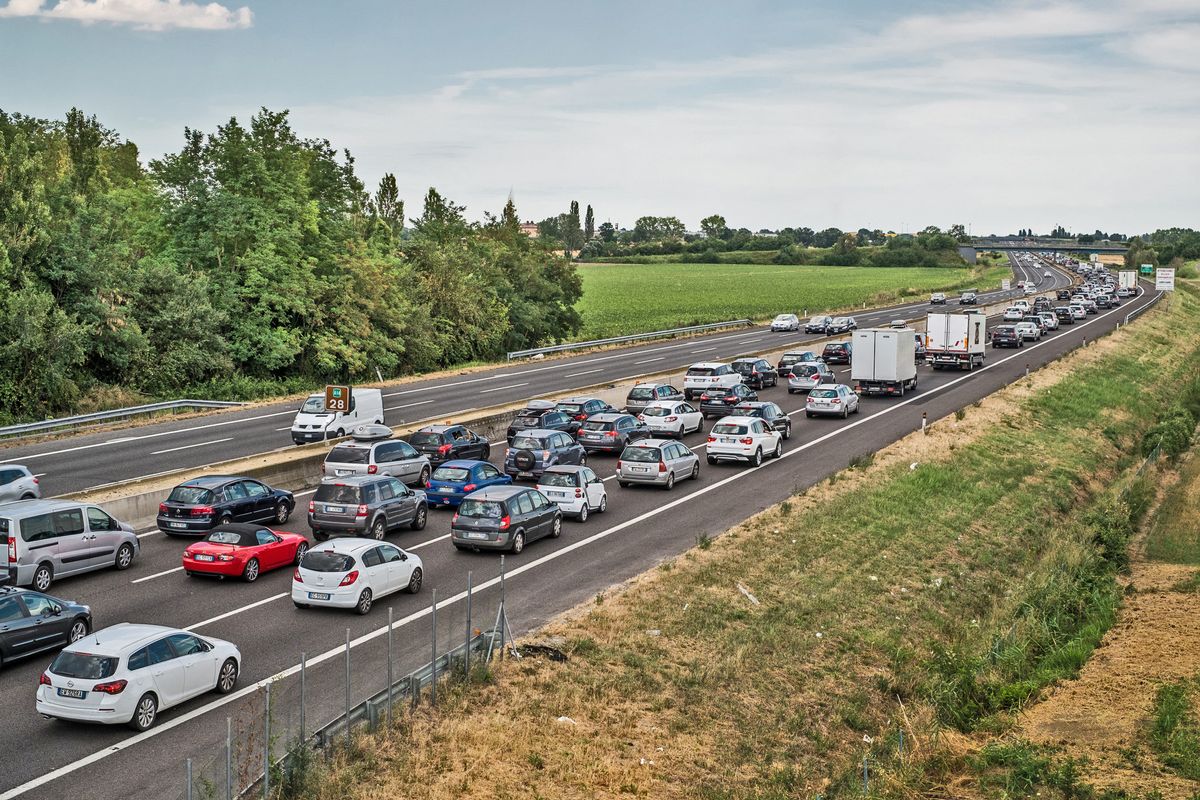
503,430,587,479
307,476,428,542
624,383,685,416
576,413,651,454
450,486,562,554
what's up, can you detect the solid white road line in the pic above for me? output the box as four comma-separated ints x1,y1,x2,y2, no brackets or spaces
131,566,184,584
2,282,1138,800
186,593,289,631
478,382,529,394
149,437,234,456
409,533,451,550
691,347,715,353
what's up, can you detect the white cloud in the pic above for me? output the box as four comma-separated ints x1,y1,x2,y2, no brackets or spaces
0,0,252,30
1117,24,1200,71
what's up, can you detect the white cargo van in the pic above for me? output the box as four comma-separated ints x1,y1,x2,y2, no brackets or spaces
290,388,384,444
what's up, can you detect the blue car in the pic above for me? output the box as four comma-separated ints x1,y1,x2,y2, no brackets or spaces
424,460,512,508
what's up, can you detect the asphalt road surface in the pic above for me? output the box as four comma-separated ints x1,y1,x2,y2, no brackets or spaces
0,262,1156,800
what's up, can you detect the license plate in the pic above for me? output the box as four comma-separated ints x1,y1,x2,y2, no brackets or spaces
308,592,331,601
57,688,86,699
550,491,567,497
721,437,736,443
195,554,214,562
465,532,489,540
335,470,351,477
633,466,649,473
325,505,344,513
518,471,533,478
169,522,188,529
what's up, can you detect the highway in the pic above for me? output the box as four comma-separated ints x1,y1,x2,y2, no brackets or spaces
2,262,1067,497
0,260,1157,800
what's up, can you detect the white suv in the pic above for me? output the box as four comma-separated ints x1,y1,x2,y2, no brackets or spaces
1002,307,1024,321
705,416,782,467
930,292,946,304
683,362,741,400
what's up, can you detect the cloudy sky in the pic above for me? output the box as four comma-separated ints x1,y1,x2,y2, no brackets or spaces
2,0,1197,234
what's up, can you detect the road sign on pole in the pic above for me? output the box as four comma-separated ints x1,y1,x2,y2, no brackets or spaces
1140,264,1154,276
1156,268,1176,291
324,384,352,412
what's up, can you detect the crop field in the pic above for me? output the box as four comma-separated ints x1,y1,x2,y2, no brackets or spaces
574,261,1009,340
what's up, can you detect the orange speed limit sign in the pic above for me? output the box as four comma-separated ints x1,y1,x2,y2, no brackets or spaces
324,385,351,413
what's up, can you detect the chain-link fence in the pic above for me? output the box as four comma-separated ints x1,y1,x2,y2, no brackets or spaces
175,566,516,800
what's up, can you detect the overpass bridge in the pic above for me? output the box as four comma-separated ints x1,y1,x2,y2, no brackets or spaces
969,238,1128,254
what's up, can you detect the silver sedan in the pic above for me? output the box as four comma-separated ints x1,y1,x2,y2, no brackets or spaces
787,362,836,394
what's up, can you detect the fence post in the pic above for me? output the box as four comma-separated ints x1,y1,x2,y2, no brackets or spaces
499,556,507,655
921,412,927,434
387,607,394,729
186,758,193,800
263,682,271,800
430,589,438,707
464,571,473,682
226,717,233,800
344,628,352,751
410,674,420,710
299,652,306,744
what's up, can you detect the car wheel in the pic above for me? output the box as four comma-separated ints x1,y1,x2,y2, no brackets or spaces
510,531,525,554
676,424,685,438
842,406,848,419
806,411,813,418
69,618,89,643
371,517,386,540
275,502,291,524
418,466,430,486
216,658,239,694
579,454,588,466
577,504,588,523
453,544,468,551
411,505,427,531
185,570,195,577
550,516,562,538
129,694,158,731
781,425,791,440
406,566,423,594
481,444,491,460
619,481,630,488
334,428,345,439
243,558,260,583
598,495,608,513
115,543,134,570
313,530,329,542
663,472,675,491
294,542,308,565
751,448,762,467
32,564,52,592
707,455,716,465
788,389,796,395
773,440,783,458
20,492,36,501
218,513,233,527
691,462,700,480
355,589,373,615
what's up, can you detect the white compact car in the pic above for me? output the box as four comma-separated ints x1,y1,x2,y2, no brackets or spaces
1014,321,1041,341
1002,307,1025,321
770,314,800,332
292,539,423,615
683,362,742,400
36,624,240,731
637,400,704,438
705,416,782,467
536,465,607,522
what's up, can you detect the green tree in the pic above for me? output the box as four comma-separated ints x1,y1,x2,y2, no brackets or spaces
700,214,728,239
370,173,403,235
583,204,594,242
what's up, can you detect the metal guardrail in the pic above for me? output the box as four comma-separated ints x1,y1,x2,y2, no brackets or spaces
0,399,246,440
1124,290,1162,325
506,319,753,360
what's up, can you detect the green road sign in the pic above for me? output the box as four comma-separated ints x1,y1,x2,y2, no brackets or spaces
1140,264,1154,275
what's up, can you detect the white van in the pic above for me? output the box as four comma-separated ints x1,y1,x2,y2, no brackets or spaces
290,388,384,444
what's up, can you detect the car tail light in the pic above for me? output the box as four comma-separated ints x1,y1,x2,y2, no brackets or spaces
751,370,759,375
355,504,368,517
700,394,710,401
605,430,617,438
217,554,234,562
542,450,551,460
339,570,359,586
498,515,511,531
8,537,16,564
39,673,52,687
92,679,128,695
451,513,459,524
666,416,678,422
740,437,754,445
707,436,716,443
831,398,841,404
425,481,432,489
637,414,644,421
158,503,167,514
463,483,477,492
658,461,667,473
575,488,583,498
191,506,213,517
438,444,453,454
307,500,315,513
615,459,622,470
32,476,38,484
367,464,378,474
293,568,303,583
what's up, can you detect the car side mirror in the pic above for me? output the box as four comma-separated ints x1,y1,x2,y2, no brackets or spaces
400,552,408,561
47,605,62,617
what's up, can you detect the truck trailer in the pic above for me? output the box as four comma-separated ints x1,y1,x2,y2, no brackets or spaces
851,328,918,396
925,312,986,371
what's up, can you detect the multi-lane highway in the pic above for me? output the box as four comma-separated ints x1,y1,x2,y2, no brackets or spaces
6,261,1068,497
0,259,1158,800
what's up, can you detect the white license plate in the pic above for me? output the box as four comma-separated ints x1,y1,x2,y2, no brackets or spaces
550,491,568,497
465,532,489,540
518,471,533,478
57,688,86,699
308,592,331,601
325,505,344,513
169,522,188,529
195,554,214,562
633,466,649,473
335,470,351,477
721,437,736,443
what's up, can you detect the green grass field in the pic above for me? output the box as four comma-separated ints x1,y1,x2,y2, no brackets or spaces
574,261,1009,340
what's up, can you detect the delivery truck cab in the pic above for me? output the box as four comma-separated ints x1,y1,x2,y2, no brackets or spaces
290,388,384,444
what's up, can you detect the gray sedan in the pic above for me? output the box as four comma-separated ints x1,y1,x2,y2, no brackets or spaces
787,362,836,393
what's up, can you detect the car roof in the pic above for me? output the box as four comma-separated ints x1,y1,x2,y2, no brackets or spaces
823,341,849,347
0,498,94,516
630,382,668,389
688,361,727,369
540,465,587,475
642,399,687,408
584,412,631,422
318,475,388,486
180,475,241,488
557,395,602,404
732,401,769,409
781,350,816,357
510,429,560,439
523,399,557,410
418,424,455,433
628,438,675,447
436,459,488,469
308,538,387,556
731,356,763,363
712,416,761,425
464,485,527,500
64,623,179,657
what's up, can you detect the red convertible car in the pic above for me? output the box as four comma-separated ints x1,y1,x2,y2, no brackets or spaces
182,524,309,582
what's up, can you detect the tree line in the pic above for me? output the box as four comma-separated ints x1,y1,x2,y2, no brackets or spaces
0,107,582,422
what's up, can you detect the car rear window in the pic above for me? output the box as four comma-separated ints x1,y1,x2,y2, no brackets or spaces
458,499,504,519
556,403,583,414
514,415,542,426
326,446,369,464
50,651,118,680
432,466,471,482
581,421,614,431
627,387,654,401
712,424,748,435
823,344,846,353
640,407,670,417
731,362,755,374
511,436,546,450
732,405,762,416
809,389,838,399
167,486,214,504
314,484,362,504
408,432,442,446
301,551,355,572
792,365,820,376
686,367,717,376
621,446,661,462
539,472,578,488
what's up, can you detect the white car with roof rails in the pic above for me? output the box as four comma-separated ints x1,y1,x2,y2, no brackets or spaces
536,465,607,522
292,538,423,615
683,362,741,401
705,416,782,467
636,399,704,438
1002,307,1025,321
36,624,240,731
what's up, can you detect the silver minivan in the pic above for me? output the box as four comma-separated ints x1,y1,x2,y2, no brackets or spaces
1,500,139,591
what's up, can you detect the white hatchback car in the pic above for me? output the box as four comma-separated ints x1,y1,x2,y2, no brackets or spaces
705,416,782,467
1014,321,1041,341
292,539,423,615
536,465,607,522
770,314,800,332
1002,307,1025,321
637,400,704,438
806,384,860,418
1069,305,1087,319
36,624,240,731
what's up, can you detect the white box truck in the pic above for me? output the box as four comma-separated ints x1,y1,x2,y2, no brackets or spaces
290,388,384,444
925,312,986,371
851,328,918,396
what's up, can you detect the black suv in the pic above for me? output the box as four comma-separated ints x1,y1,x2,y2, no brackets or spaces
730,358,779,389
505,403,580,443
731,402,792,440
1054,306,1075,325
576,413,651,453
821,342,852,365
408,425,490,465
0,585,92,670
991,325,1023,348
699,384,759,418
158,476,295,535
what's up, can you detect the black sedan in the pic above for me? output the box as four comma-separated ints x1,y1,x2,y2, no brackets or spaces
991,325,1024,348
731,358,779,389
821,342,852,365
408,424,490,465
0,584,91,670
730,401,792,440
157,475,295,535
505,403,581,443
699,384,759,418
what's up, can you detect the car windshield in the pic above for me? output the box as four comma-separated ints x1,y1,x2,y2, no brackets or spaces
621,446,660,462
167,486,214,505
301,551,355,572
326,446,369,465
809,389,838,398
712,424,748,435
774,315,794,322
205,530,244,545
627,387,654,401
539,472,578,488
408,432,442,447
511,436,547,450
300,396,327,414
313,484,361,504
432,466,471,482
641,407,670,417
50,651,118,680
556,403,583,414
458,499,504,519
809,317,826,324
582,421,614,431
686,367,717,376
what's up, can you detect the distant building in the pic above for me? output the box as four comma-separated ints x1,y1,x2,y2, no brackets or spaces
519,221,539,238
